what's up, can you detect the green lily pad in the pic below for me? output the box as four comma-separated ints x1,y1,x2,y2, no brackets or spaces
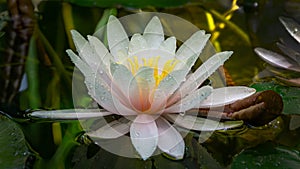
65,0,191,8
231,143,300,169
251,82,300,115
0,115,29,169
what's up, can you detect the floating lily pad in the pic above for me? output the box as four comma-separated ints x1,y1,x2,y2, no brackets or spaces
231,143,300,169
0,115,29,169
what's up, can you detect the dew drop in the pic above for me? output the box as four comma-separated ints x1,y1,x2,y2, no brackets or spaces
293,28,298,34
179,112,185,116
135,131,140,137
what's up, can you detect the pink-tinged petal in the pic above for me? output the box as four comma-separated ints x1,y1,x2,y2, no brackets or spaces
156,117,184,160
195,86,256,108
165,86,212,113
107,16,129,62
130,67,155,112
143,16,164,48
88,117,130,139
130,114,158,160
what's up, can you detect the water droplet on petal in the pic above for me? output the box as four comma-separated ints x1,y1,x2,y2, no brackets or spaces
293,28,298,34
179,112,185,116
135,131,140,137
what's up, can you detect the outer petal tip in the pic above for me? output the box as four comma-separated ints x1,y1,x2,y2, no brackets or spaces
108,15,117,22
130,116,158,160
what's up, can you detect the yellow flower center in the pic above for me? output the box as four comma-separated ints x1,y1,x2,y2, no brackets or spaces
127,56,179,86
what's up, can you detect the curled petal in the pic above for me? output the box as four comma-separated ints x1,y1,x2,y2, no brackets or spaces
130,114,158,160
156,117,184,160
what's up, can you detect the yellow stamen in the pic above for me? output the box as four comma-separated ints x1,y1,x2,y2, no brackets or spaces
127,56,178,87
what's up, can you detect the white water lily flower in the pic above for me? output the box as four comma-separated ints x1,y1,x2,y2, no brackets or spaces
66,15,256,160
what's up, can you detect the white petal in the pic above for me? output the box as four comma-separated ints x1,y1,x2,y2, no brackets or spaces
169,51,232,106
67,49,90,74
70,30,102,68
107,15,129,62
165,85,212,113
130,114,158,160
148,70,186,113
254,48,300,72
67,50,132,115
165,114,243,131
175,31,210,66
159,36,176,54
88,117,130,139
196,86,256,108
156,70,186,98
143,16,164,48
87,35,113,69
29,109,113,120
279,17,300,43
156,118,184,160
110,62,136,101
128,34,148,55
68,33,112,87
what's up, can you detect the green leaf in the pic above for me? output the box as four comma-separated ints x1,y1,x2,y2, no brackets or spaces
0,115,29,169
251,82,300,115
231,143,300,169
65,0,190,8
